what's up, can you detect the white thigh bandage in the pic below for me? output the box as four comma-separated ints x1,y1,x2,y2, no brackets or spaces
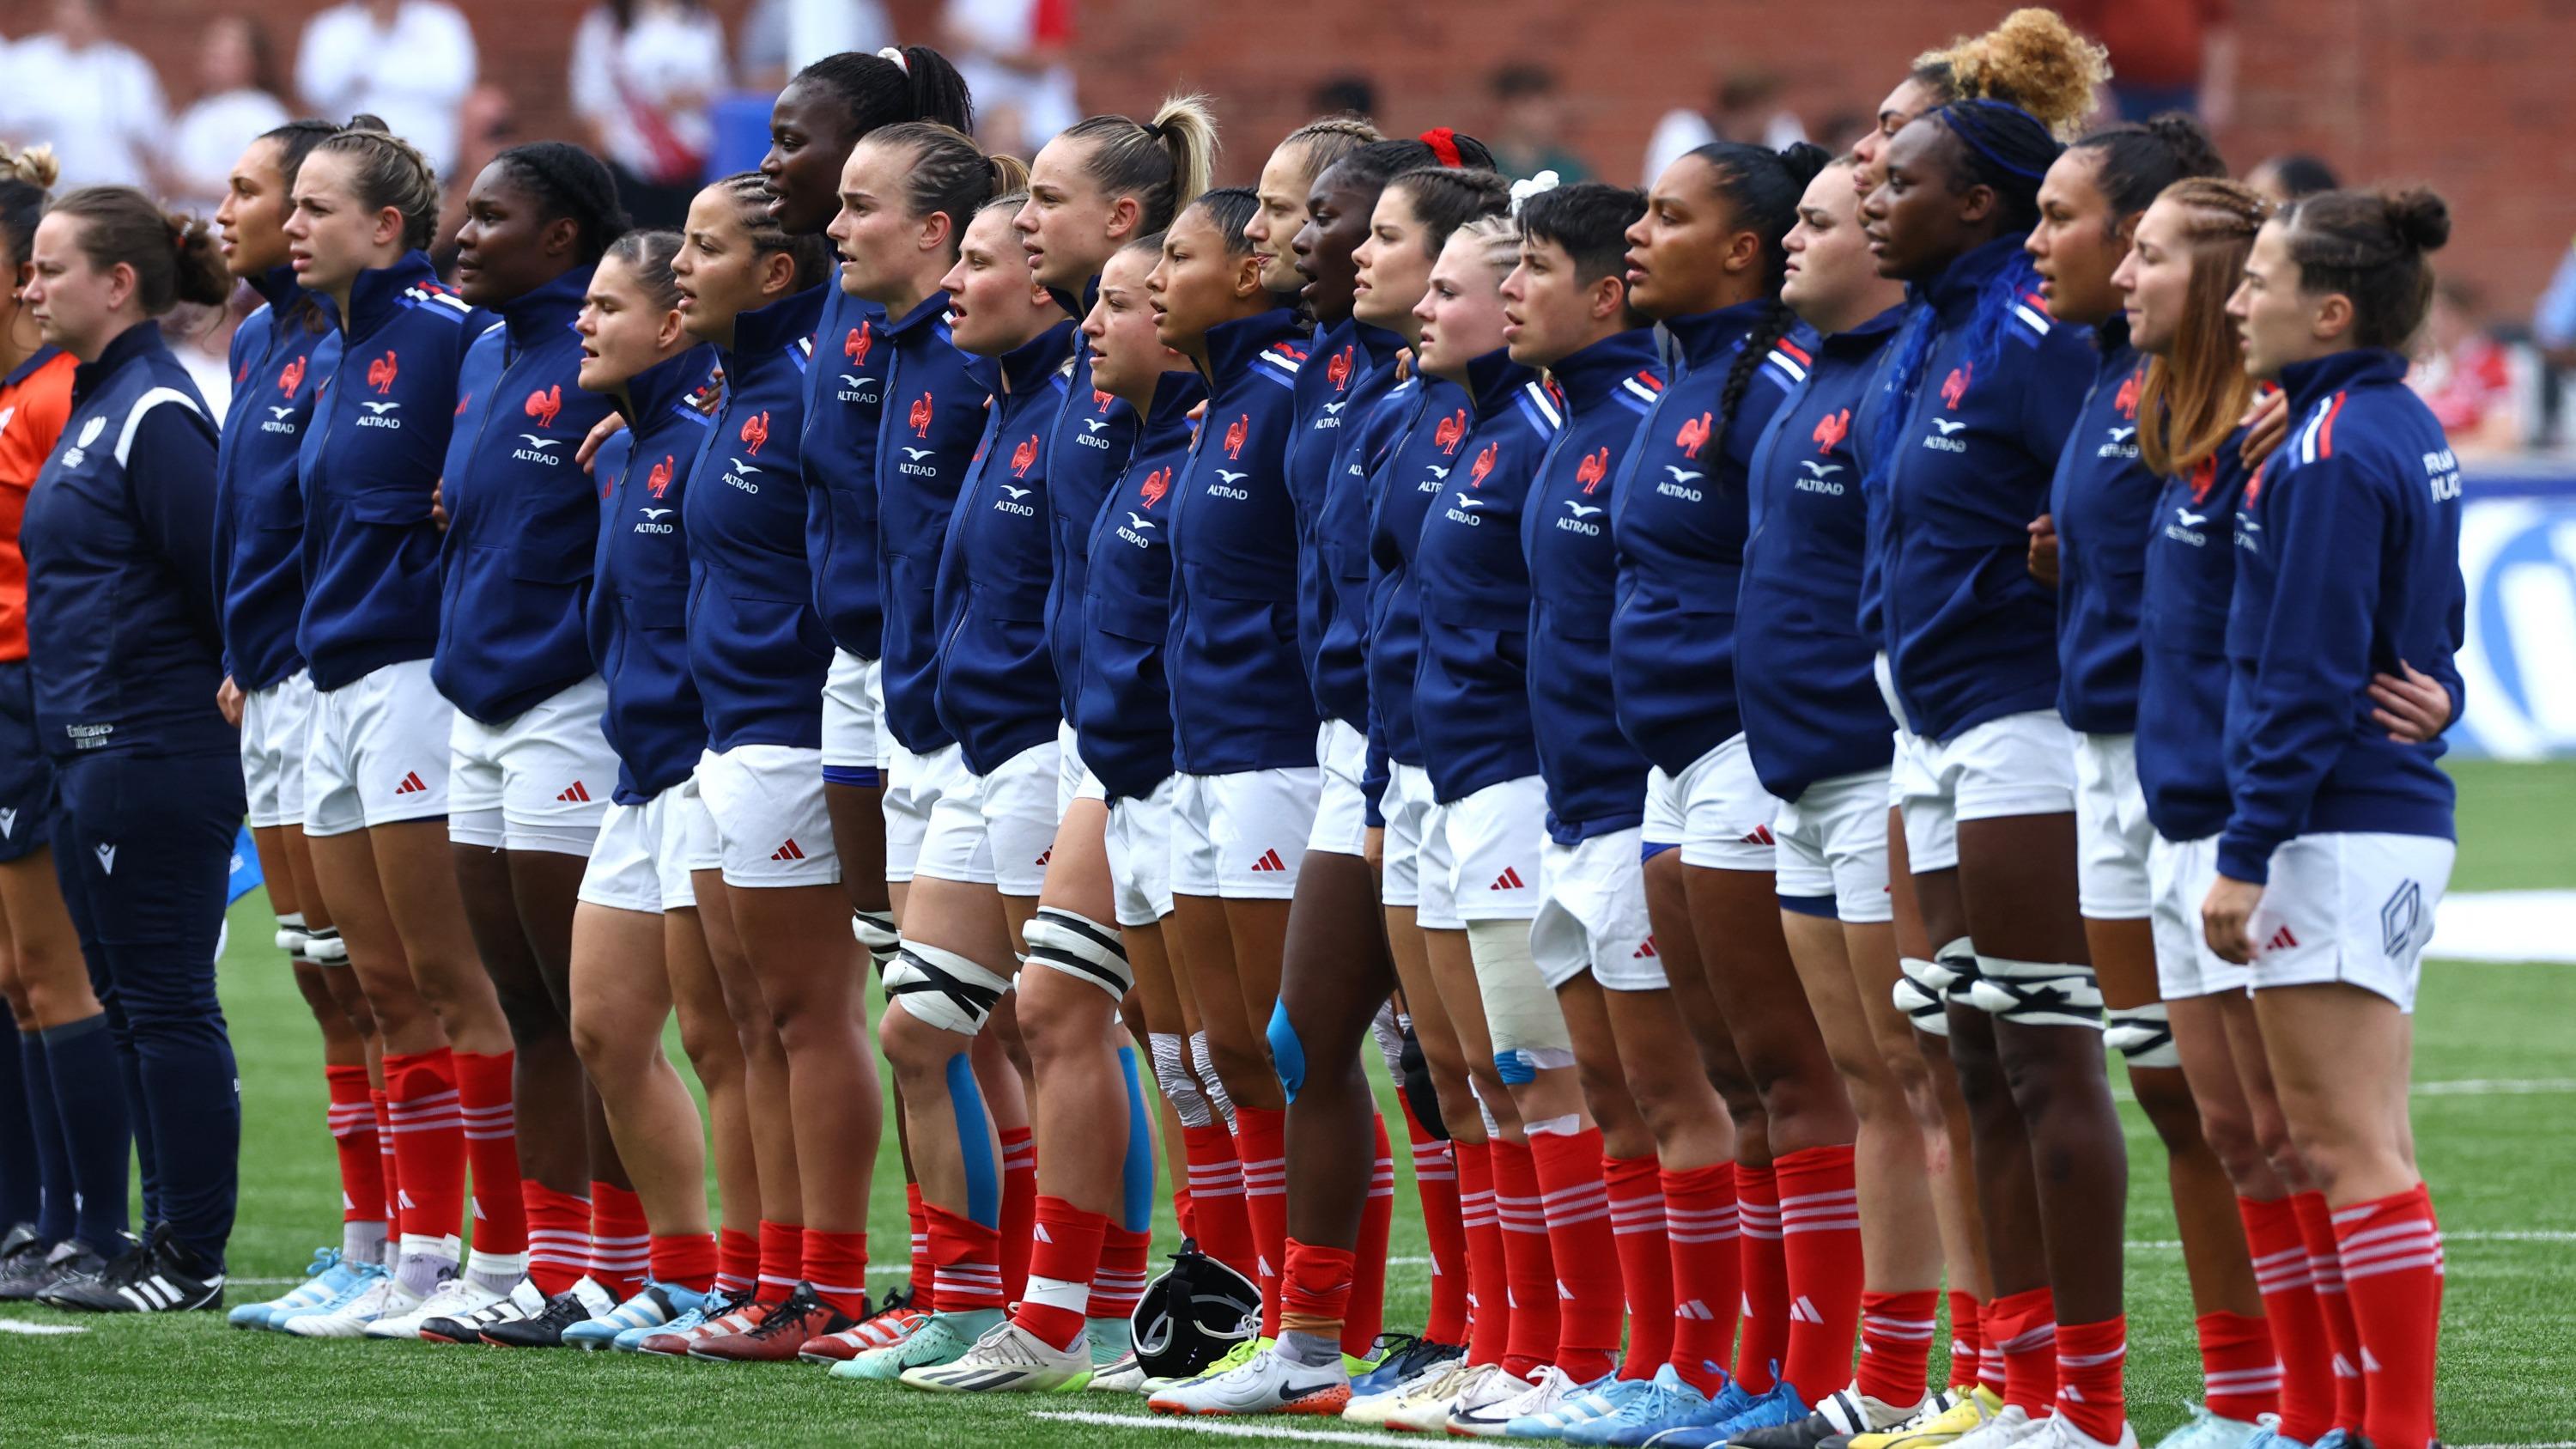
1966,955,2105,1029
1023,908,1133,1000
1189,1030,1236,1129
1150,1031,1214,1129
303,924,349,965
1893,935,1973,1038
2105,1002,2178,1067
275,912,309,956
883,941,1013,1035
852,909,901,971
1370,1000,1407,1079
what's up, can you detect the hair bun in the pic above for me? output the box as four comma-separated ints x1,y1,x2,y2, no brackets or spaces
2384,186,2451,253
346,113,391,134
1777,140,1835,189
0,141,61,190
2142,113,2226,176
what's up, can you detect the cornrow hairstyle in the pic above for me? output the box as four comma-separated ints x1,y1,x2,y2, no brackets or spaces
1930,99,2063,232
0,141,59,266
977,188,1032,220
258,119,342,192
1691,140,1833,441
2069,113,2227,225
2136,179,2269,478
312,114,441,252
1279,114,1382,180
1118,228,1168,261
864,123,1022,260
491,141,632,263
2277,185,2451,350
47,186,233,315
714,170,833,291
1516,180,1648,284
1334,131,1501,198
605,227,685,312
1449,211,1522,273
1060,94,1220,232
794,45,975,140
1181,187,1261,258
1386,167,1512,259
1913,7,2111,139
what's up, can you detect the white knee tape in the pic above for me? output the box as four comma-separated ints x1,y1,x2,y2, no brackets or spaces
1150,1032,1214,1129
1919,936,1974,993
1370,1000,1407,1079
1189,1031,1236,1129
851,910,901,971
884,941,1013,1035
303,925,349,965
2105,1002,2179,1068
1965,956,2105,1029
1023,908,1133,1000
1893,959,1953,1038
275,912,309,955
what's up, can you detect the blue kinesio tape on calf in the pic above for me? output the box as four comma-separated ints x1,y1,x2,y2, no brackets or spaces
1265,998,1307,1104
1117,1045,1156,1232
945,1051,1002,1227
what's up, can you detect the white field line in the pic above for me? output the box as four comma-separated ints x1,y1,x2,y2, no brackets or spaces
1034,1410,1412,1446
0,1317,87,1335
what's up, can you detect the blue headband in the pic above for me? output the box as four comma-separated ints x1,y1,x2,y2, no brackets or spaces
1933,100,2060,182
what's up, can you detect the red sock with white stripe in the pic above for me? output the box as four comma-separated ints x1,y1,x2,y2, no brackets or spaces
1490,1136,1559,1379
1400,1091,1473,1347
1086,1224,1151,1322
1014,1196,1107,1349
2293,1191,2369,1432
1455,1138,1512,1367
1859,1290,1941,1406
905,1181,934,1311
2334,1184,2444,1449
1233,1105,1289,1335
523,1181,592,1296
1527,1126,1622,1381
999,1125,1036,1304
1343,1115,1395,1355
803,1227,871,1318
381,1050,465,1245
1947,1290,1989,1393
1977,1297,2008,1395
325,1066,388,1252
2052,1315,2128,1443
1661,1160,1740,1395
2196,1310,2280,1423
715,1225,758,1298
588,1180,650,1301
649,1230,719,1294
2240,1195,2335,1441
371,1088,400,1246
452,1050,527,1263
927,1202,1005,1311
1181,1121,1257,1282
755,1219,802,1306
1280,1239,1357,1349
1990,1286,2058,1416
1777,1143,1865,1396
1734,1162,1789,1393
1605,1153,1674,1379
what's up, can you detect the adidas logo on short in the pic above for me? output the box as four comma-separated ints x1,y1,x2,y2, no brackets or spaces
1632,937,1659,959
773,839,807,862
1740,824,1777,845
393,770,428,795
1249,848,1288,873
1489,867,1526,891
1034,847,1052,868
2266,925,2300,952
556,781,592,803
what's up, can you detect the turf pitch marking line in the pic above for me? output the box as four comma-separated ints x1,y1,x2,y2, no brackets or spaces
0,1318,87,1335
1035,1409,1419,1445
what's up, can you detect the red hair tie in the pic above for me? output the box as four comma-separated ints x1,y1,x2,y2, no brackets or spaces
1419,127,1463,167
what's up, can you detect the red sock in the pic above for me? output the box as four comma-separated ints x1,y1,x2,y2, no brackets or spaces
523,1181,592,1296
1233,1105,1288,1335
999,1125,1036,1304
1490,1137,1558,1379
452,1050,527,1257
381,1050,465,1244
905,1181,933,1312
1528,1128,1622,1382
1947,1289,1989,1392
716,1225,758,1298
1860,1290,1941,1407
2293,1191,2368,1432
1182,1120,1257,1282
1456,1139,1512,1367
1281,1239,1357,1343
755,1219,803,1305
588,1181,650,1301
650,1231,719,1294
1401,1092,1472,1347
927,1202,1005,1311
1777,1144,1865,1397
1661,1160,1739,1395
2053,1315,2128,1442
372,1089,400,1228
802,1227,870,1318
1175,1184,1198,1240
2334,1184,2444,1449
1990,1286,2058,1415
1344,1117,1395,1356
1086,1224,1151,1322
1735,1163,1788,1393
1605,1154,1674,1379
2197,1310,2280,1423
325,1065,387,1226
2241,1196,2335,1442
1015,1196,1107,1349
1978,1298,2008,1394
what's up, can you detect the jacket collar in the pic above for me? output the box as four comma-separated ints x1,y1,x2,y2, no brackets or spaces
726,283,826,365
1200,307,1307,387
497,266,593,352
70,320,166,405
1923,234,2032,327
1044,274,1099,332
883,288,953,341
966,319,1078,399
1462,345,1540,417
1543,327,1659,409
1662,298,1774,373
1820,303,1906,359
617,342,720,428
341,249,446,338
2276,348,2409,413
1134,369,1207,441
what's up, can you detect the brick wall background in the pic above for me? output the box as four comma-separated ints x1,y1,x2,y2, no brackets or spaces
28,0,2574,318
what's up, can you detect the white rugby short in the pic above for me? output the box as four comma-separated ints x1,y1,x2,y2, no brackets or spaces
577,776,720,913
304,660,455,837
1531,826,1662,991
2243,831,2453,1014
822,648,884,775
917,739,1060,895
1055,718,1105,816
884,740,933,884
2148,832,2246,1000
240,672,314,830
696,744,838,888
1649,733,1778,872
1429,775,1547,928
1307,720,1371,858
448,675,617,855
1382,760,1437,908
1104,776,1176,928
1170,765,1321,899
1773,766,1894,924
1896,710,2078,874
2074,731,2153,919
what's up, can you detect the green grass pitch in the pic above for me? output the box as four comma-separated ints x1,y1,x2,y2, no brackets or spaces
3,759,2569,1446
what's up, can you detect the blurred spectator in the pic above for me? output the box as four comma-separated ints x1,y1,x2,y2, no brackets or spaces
165,18,292,218
1642,70,1804,189
2061,0,2237,126
1488,64,1589,184
1311,74,1376,122
0,0,167,189
944,0,1078,157
2535,236,2576,448
2247,153,2338,206
296,0,479,176
736,0,893,93
2410,283,2518,454
571,0,729,228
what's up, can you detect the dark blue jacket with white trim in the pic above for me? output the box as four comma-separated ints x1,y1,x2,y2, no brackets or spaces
1365,374,1474,768
587,344,720,803
2049,320,2156,736
872,290,992,755
1303,321,1406,732
213,265,337,691
1076,371,1206,801
802,285,892,660
1042,277,1139,728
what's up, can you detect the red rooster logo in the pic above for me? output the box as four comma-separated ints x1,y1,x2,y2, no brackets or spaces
1674,411,1714,460
1432,410,1467,454
524,385,562,429
908,392,934,438
1327,345,1353,392
739,410,771,454
277,355,307,399
1941,366,1971,411
1093,388,1116,413
1813,407,1850,454
2114,369,2143,420
1011,436,1039,477
647,454,675,498
845,322,873,366
1575,446,1609,493
1469,441,1499,486
1139,467,1170,507
1222,412,1249,460
366,350,398,394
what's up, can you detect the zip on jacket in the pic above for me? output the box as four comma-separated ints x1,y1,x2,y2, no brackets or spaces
1364,374,1473,768
1075,370,1206,801
1041,277,1139,729
871,290,992,756
1303,320,1407,732
211,266,335,689
803,284,891,660
2049,318,2156,734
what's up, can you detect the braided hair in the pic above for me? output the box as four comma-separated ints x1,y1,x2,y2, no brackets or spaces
1386,167,1512,260
490,141,631,263
2136,180,2269,478
1687,140,1833,443
794,46,975,139
714,171,832,292
864,123,1028,261
605,228,685,312
2069,113,2227,226
1183,187,1263,258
